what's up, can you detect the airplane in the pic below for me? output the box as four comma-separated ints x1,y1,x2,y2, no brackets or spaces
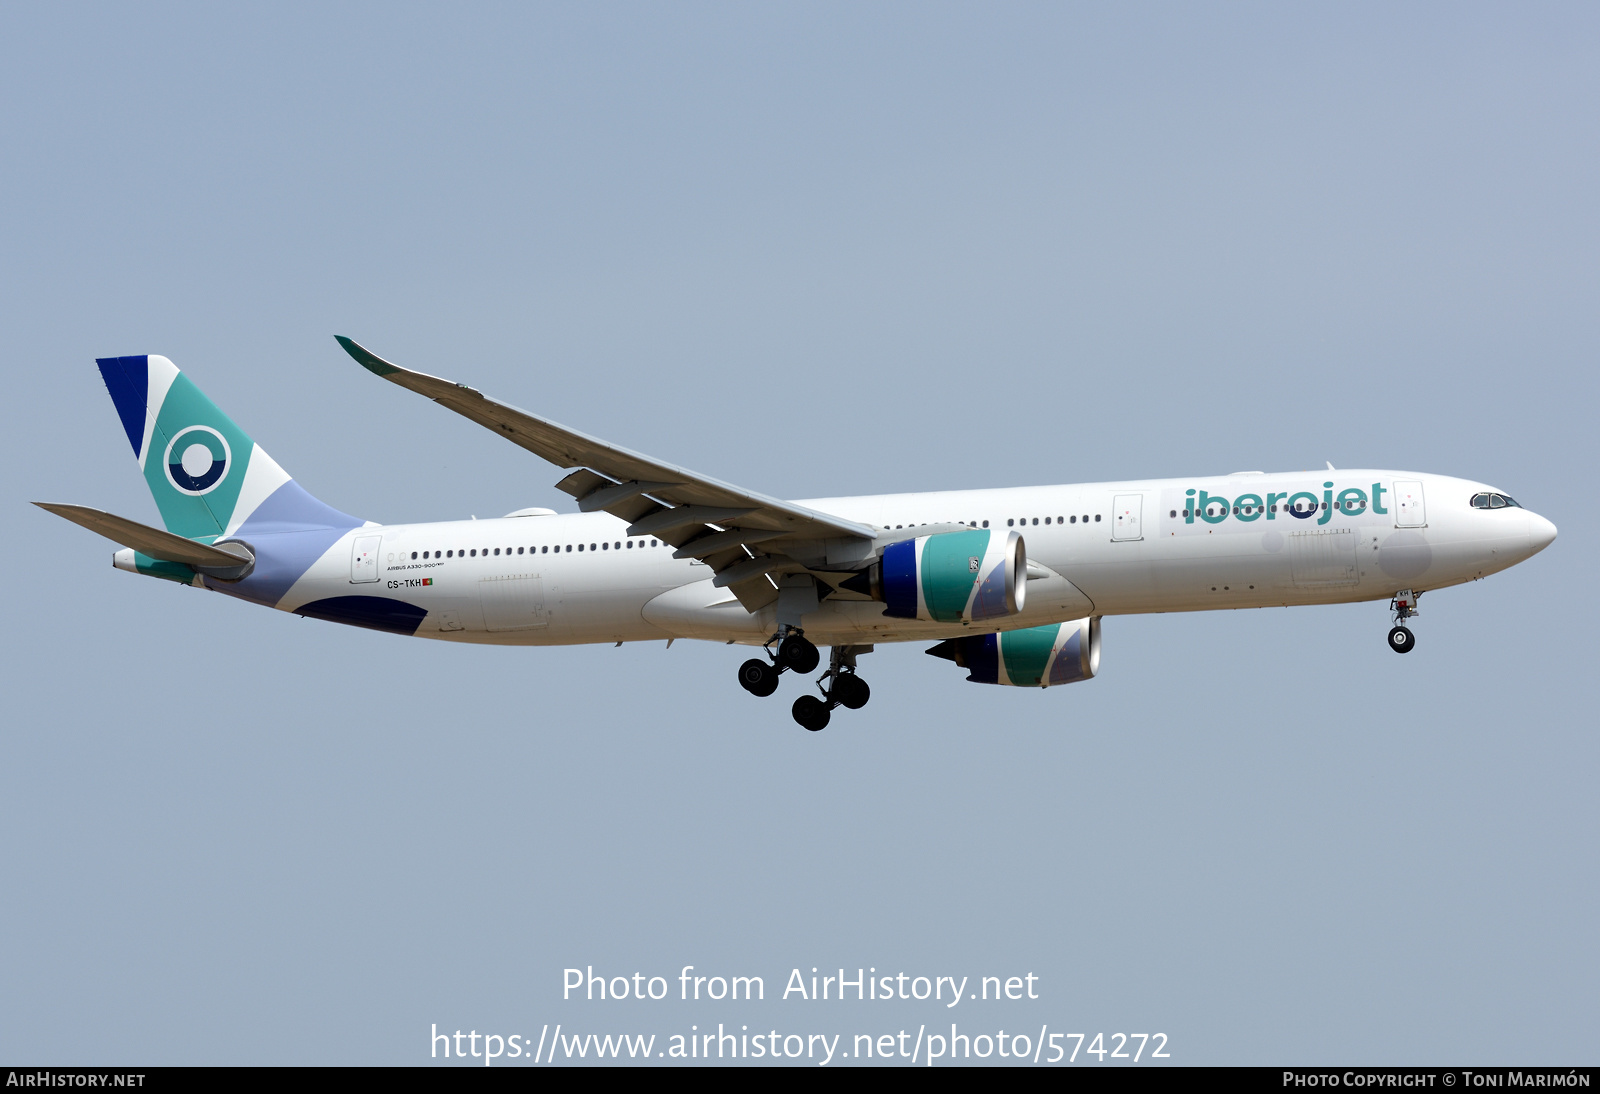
37,340,1557,731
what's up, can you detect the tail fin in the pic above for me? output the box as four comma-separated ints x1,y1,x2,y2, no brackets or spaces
97,354,359,540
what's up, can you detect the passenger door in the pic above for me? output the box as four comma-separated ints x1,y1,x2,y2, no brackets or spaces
1112,494,1143,541
351,535,381,583
1393,481,1427,528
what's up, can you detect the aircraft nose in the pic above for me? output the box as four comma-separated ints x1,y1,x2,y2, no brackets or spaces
1528,513,1558,555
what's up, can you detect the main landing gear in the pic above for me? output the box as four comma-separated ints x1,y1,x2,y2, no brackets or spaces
735,629,818,698
736,630,873,731
1387,589,1420,654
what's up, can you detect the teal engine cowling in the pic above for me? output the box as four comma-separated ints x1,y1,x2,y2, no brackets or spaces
926,617,1101,687
844,528,1026,622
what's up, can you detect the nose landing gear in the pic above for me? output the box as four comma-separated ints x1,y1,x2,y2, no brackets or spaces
1387,590,1420,654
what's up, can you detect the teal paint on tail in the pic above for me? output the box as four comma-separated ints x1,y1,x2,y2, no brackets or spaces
95,353,360,544
95,352,366,607
98,354,258,540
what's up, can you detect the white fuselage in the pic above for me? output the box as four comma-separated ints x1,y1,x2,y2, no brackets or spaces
251,469,1554,647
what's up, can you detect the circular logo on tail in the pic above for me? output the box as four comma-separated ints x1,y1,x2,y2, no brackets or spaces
164,426,231,495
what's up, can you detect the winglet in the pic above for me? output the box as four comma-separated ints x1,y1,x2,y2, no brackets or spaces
335,335,400,377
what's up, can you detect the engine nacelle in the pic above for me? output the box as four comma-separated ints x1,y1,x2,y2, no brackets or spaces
926,617,1101,687
846,529,1026,623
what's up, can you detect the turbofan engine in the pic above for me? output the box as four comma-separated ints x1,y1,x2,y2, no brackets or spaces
842,529,1026,623
926,617,1101,687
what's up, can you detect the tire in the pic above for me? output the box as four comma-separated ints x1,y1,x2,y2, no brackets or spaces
738,658,780,697
792,694,831,731
1387,625,1415,654
778,634,820,675
833,674,870,710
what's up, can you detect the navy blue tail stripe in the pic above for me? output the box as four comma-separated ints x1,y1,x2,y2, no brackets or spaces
96,356,148,458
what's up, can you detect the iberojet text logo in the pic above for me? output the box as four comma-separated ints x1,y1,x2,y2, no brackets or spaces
163,425,232,495
1180,481,1389,527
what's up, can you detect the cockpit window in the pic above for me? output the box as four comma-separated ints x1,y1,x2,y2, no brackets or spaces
1471,492,1521,509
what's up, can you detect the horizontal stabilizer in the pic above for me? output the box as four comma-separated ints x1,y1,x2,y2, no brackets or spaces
34,502,255,577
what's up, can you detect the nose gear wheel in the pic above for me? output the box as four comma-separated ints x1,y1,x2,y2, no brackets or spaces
1386,590,1421,654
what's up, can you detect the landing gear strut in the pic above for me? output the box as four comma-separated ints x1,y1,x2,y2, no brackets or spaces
789,645,874,731
736,630,873,731
1387,589,1420,654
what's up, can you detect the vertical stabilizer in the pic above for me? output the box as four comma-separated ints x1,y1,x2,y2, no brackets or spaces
95,354,363,607
96,354,358,541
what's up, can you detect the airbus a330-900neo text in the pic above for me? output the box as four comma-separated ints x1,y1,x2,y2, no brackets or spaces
37,339,1557,730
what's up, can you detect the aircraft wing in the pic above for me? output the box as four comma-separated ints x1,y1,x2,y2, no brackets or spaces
336,337,879,610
